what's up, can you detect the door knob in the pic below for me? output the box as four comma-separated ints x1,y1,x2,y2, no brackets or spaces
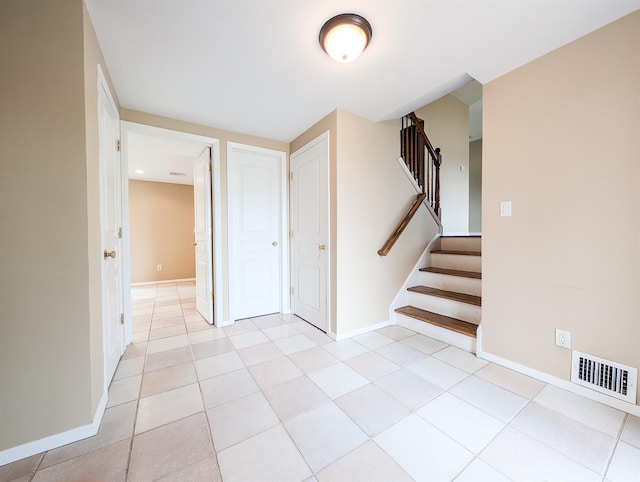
272,241,278,247
104,250,116,260
191,242,197,246
318,244,326,251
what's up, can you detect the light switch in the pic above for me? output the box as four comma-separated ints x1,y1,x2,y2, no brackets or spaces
500,201,512,217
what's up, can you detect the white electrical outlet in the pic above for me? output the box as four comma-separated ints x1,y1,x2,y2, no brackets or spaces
156,264,162,271
555,329,571,349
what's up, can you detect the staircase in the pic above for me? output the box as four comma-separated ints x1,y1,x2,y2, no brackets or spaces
395,235,481,353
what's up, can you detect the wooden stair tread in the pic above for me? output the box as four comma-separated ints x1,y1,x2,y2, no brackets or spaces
432,250,481,256
396,306,478,338
407,286,482,306
419,267,482,279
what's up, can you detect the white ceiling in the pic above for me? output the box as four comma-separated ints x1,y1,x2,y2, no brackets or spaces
127,132,207,185
127,80,483,186
86,0,639,145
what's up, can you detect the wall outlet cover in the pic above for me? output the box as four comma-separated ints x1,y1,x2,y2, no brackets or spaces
555,328,571,349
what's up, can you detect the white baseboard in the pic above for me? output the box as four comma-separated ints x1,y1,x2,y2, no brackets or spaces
334,320,393,341
0,390,108,466
477,348,640,417
131,278,195,286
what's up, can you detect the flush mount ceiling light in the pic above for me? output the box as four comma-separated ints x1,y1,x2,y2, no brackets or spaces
319,13,372,63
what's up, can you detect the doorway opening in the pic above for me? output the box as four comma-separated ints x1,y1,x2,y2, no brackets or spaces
120,122,223,332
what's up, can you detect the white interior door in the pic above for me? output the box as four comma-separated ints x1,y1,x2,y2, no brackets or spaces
291,133,329,332
228,143,283,320
98,68,124,385
194,147,214,324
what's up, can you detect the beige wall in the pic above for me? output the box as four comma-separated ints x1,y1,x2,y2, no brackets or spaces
0,0,100,451
122,109,289,321
291,110,440,335
335,111,439,335
129,181,195,283
469,139,482,232
415,96,469,233
83,0,121,418
482,11,640,403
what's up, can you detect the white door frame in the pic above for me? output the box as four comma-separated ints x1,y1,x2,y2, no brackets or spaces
120,122,223,329
227,142,289,322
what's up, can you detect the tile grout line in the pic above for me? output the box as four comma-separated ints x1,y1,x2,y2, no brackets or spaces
600,412,629,481
27,452,45,482
185,283,225,482
134,282,222,481
124,282,158,481
213,312,313,476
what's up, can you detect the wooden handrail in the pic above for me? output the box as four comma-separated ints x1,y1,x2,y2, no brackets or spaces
378,193,426,256
408,112,438,161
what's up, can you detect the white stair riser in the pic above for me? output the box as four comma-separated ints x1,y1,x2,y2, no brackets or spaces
431,253,482,272
407,292,481,324
440,237,481,252
417,272,482,297
395,314,476,353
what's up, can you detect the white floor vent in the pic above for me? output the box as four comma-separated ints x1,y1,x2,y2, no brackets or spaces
571,351,637,404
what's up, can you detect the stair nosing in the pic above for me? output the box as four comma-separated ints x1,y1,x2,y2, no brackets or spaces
407,285,482,306
431,250,481,257
419,267,482,279
396,305,478,338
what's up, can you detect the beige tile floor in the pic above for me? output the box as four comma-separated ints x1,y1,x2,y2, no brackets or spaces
2,281,640,481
